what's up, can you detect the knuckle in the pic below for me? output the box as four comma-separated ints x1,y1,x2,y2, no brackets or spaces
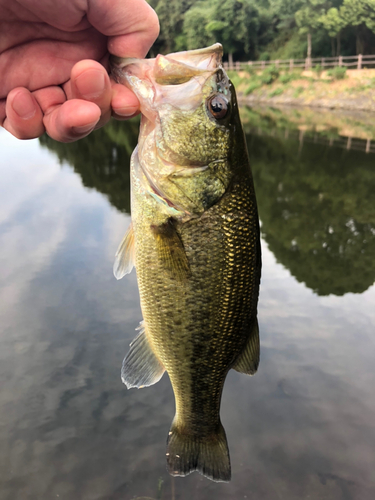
146,8,160,40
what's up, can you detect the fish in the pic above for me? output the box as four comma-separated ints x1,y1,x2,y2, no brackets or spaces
110,44,261,482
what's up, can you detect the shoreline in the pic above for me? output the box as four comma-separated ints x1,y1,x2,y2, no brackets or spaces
239,103,375,142
235,68,375,113
238,93,375,112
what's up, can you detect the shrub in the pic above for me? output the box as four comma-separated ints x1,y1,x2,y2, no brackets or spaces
244,81,262,95
243,64,256,76
327,66,347,80
313,64,323,77
227,71,243,87
259,51,271,61
279,72,297,84
261,73,273,85
293,86,304,98
260,65,280,85
269,87,284,97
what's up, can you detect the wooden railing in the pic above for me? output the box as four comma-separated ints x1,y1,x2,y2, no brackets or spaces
250,126,375,154
223,54,375,71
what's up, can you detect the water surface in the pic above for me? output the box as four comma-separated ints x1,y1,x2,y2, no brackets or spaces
0,109,374,500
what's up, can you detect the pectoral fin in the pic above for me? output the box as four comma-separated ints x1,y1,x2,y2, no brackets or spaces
121,321,165,389
232,319,260,375
151,218,190,281
113,223,135,279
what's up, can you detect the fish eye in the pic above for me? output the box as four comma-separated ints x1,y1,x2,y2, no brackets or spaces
207,94,229,121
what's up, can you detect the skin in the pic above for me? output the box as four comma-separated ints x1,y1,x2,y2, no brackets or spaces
0,0,159,142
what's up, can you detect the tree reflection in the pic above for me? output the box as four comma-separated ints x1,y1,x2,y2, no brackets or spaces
248,133,375,295
39,119,140,214
39,113,375,296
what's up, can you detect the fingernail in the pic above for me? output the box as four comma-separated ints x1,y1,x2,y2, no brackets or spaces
72,122,97,135
75,70,106,99
12,91,36,119
115,107,138,117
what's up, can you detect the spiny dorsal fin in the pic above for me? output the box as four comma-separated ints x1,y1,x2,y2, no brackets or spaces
121,321,165,389
151,218,190,281
113,223,135,280
232,318,260,375
166,418,231,482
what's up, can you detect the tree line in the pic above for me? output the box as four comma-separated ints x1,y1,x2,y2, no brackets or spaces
148,0,375,62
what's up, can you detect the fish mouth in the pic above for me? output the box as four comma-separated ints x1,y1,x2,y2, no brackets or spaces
110,44,225,167
110,45,226,214
110,44,223,83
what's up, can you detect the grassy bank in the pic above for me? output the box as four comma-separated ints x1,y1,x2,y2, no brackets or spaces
232,66,375,112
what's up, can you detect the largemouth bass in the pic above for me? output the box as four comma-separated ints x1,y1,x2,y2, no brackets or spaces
111,44,261,482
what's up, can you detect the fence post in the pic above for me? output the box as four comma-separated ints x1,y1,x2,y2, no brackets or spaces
321,57,325,67
275,59,279,68
261,60,265,69
358,54,362,70
289,59,294,71
235,61,240,71
305,57,311,70
366,138,370,153
346,136,352,150
338,55,343,67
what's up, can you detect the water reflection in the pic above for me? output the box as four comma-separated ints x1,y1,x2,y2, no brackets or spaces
1,110,375,500
39,119,139,214
39,110,375,297
247,130,375,295
240,105,375,143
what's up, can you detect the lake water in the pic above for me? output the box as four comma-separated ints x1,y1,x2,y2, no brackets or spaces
1,108,375,500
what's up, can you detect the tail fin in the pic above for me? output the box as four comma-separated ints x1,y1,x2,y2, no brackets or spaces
166,419,231,482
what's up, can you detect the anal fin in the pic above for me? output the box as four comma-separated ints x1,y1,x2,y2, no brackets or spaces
121,321,165,389
113,223,135,280
232,318,260,375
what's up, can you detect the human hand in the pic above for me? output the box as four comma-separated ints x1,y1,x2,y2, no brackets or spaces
0,0,159,142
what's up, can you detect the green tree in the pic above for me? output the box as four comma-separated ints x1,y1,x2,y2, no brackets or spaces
183,2,216,51
183,0,261,63
319,7,347,55
270,0,304,28
341,0,375,53
151,0,195,53
295,0,330,59
209,0,261,63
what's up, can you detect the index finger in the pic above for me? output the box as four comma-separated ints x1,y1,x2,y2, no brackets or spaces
87,0,160,58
